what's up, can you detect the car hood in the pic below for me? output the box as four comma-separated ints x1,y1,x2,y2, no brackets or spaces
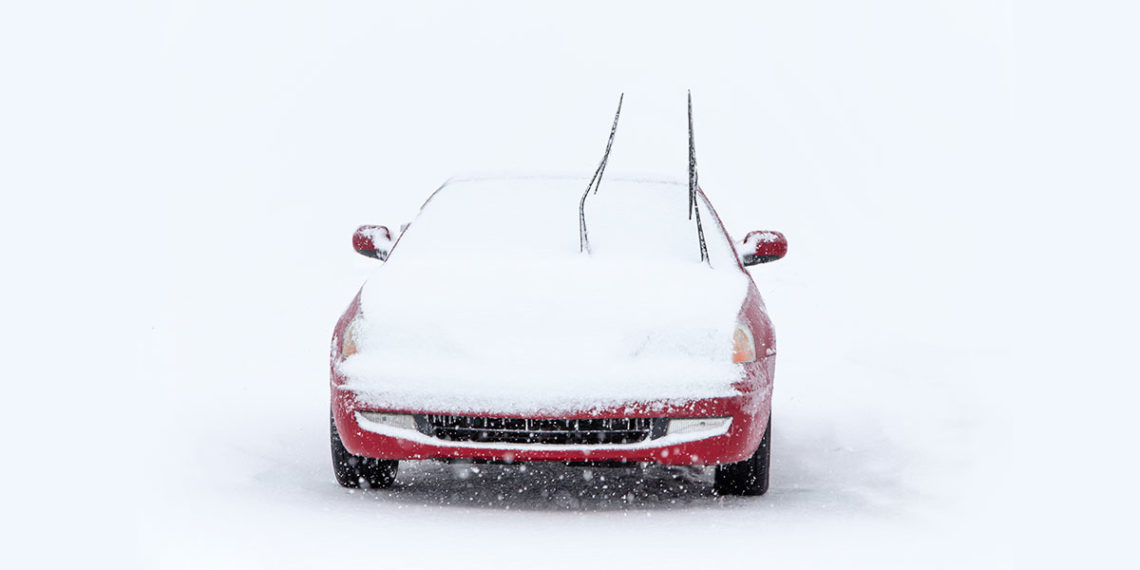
337,256,752,413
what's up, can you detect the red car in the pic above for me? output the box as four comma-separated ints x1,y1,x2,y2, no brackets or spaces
330,175,786,496
330,97,786,495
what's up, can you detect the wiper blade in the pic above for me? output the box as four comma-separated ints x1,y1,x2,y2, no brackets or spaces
688,90,709,264
579,93,624,253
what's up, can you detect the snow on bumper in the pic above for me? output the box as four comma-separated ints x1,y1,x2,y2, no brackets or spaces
331,386,771,466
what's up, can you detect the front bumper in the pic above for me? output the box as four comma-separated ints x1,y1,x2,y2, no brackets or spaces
331,388,771,466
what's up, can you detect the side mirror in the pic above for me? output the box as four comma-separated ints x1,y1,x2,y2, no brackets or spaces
739,230,787,266
352,225,395,261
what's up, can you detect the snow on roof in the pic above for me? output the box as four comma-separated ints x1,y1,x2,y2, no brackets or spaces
394,176,738,266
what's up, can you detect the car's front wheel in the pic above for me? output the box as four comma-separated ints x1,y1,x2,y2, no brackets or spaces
331,413,398,489
714,416,770,496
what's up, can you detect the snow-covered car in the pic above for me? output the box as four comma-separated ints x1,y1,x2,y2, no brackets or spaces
330,96,787,495
330,173,787,495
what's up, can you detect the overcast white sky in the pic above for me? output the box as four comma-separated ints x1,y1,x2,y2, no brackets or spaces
2,2,1138,567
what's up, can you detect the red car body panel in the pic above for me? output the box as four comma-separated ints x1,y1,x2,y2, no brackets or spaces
330,188,776,466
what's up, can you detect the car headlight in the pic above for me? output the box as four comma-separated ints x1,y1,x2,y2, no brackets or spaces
666,417,732,436
358,411,417,430
341,314,361,357
731,322,756,363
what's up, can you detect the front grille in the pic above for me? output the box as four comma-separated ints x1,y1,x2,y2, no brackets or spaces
415,414,667,445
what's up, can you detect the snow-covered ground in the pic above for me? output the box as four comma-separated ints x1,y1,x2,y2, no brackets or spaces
4,2,1139,568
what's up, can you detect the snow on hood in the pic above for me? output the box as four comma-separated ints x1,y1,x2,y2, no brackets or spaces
337,177,751,414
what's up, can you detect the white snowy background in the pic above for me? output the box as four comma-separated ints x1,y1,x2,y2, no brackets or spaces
2,1,1137,568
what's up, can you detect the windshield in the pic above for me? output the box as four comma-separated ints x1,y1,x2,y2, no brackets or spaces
391,177,738,268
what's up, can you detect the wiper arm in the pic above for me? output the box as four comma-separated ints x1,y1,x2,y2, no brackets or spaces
579,93,624,253
688,90,709,265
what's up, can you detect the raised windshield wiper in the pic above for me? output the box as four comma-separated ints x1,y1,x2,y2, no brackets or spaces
579,93,624,253
688,90,710,265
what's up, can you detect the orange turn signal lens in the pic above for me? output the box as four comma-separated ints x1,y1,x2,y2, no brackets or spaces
341,316,360,357
732,324,756,363
342,331,357,357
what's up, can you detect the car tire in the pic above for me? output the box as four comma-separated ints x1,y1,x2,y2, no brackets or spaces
331,413,398,489
714,416,770,496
